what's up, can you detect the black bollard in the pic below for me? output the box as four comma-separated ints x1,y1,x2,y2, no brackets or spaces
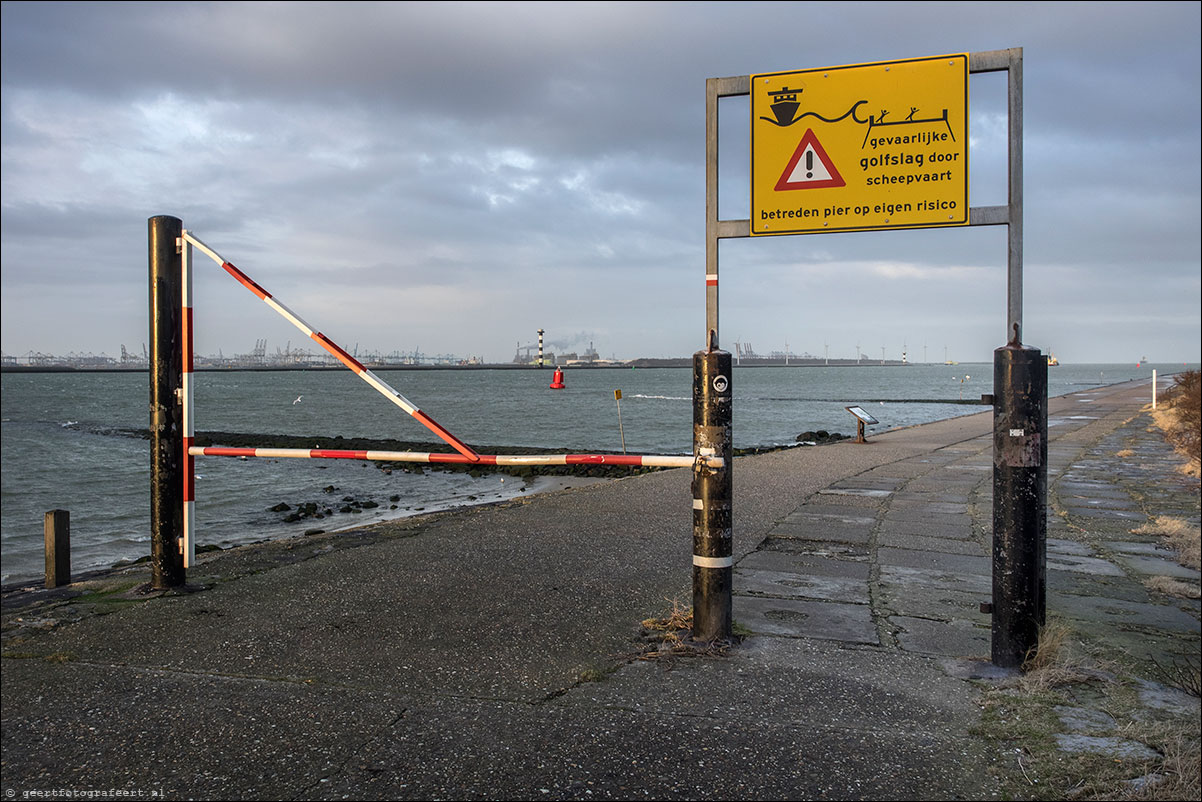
692,347,733,642
149,215,186,588
991,343,1047,668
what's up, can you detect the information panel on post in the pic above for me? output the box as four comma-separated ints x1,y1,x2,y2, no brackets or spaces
751,54,969,236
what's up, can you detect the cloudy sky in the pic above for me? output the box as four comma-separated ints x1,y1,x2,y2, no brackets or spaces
2,1,1198,365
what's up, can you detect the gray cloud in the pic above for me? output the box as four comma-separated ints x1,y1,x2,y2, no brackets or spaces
2,1,1198,364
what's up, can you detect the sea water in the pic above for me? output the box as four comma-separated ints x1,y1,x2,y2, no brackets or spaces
0,363,1180,583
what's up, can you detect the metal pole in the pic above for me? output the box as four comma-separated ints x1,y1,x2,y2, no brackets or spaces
991,343,1047,668
615,390,627,454
692,345,733,642
149,215,186,588
705,78,721,344
1006,48,1024,338
44,510,71,588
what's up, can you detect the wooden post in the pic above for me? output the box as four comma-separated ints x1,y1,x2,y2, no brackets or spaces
44,510,71,588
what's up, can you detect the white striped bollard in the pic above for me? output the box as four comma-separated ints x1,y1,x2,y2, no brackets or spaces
692,347,733,642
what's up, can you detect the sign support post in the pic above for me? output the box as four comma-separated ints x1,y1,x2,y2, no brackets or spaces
987,48,1045,668
694,74,749,643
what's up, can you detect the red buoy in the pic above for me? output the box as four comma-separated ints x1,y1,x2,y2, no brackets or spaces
549,368,566,389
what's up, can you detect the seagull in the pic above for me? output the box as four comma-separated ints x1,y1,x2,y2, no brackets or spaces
293,395,303,405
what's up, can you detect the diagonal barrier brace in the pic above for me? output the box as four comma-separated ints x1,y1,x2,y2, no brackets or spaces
182,232,479,462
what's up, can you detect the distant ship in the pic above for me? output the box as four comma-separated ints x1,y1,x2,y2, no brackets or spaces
1047,351,1059,366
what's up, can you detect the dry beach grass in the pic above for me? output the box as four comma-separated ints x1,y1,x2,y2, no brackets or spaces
1150,369,1201,477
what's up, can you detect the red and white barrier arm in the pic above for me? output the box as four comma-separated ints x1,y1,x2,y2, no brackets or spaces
181,232,479,462
188,446,723,469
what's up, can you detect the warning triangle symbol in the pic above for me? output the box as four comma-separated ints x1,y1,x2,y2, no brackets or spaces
775,129,845,191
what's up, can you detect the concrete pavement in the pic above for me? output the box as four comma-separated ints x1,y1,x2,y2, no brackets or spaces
2,377,1198,800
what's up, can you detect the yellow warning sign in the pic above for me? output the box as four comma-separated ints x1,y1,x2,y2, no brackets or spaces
751,54,968,236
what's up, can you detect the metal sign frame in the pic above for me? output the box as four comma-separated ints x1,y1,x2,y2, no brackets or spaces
705,47,1023,347
696,49,1027,653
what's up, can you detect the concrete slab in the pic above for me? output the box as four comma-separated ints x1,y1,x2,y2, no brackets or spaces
733,596,878,644
877,532,987,556
1061,496,1141,510
1057,484,1133,499
1103,540,1185,557
896,491,974,505
1112,553,1199,579
890,615,990,658
738,548,871,580
1048,553,1126,576
877,582,991,623
1055,705,1117,733
818,487,893,498
1062,506,1145,522
767,518,873,545
1049,571,1154,603
884,501,971,518
878,519,976,540
824,476,909,490
734,568,868,605
779,506,876,525
1053,735,1161,761
877,547,990,576
905,478,981,493
1050,592,1202,633
1049,538,1096,556
879,564,991,597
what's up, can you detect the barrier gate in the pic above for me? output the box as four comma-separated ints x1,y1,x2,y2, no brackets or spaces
147,217,723,587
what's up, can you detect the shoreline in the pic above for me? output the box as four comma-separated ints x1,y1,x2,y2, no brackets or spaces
0,472,615,591
0,372,1174,587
